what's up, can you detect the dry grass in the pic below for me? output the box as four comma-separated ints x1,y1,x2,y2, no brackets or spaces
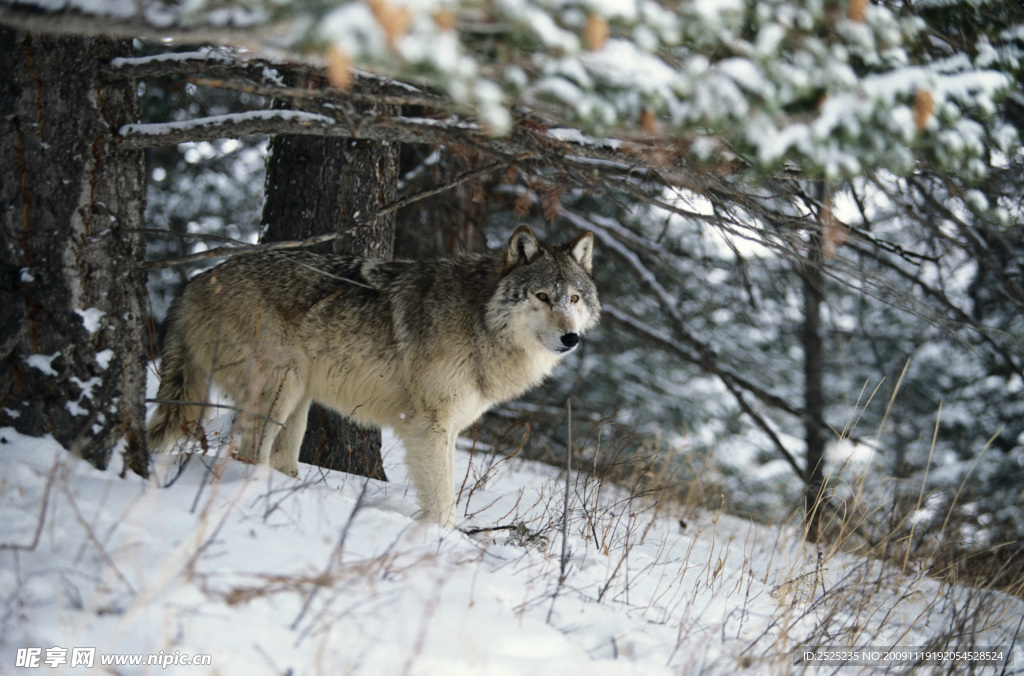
476,397,1023,673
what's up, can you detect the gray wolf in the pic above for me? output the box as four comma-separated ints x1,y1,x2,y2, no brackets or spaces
148,226,600,526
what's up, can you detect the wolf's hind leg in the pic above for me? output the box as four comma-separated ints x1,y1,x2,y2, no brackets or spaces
398,419,456,527
236,367,304,468
269,396,311,477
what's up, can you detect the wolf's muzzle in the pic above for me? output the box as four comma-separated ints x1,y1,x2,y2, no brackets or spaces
560,332,580,350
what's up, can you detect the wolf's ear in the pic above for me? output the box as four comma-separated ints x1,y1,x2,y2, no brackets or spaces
569,231,594,275
503,225,542,273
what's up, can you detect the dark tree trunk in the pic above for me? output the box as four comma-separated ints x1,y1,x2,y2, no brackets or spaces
0,28,148,475
261,72,397,481
802,208,828,543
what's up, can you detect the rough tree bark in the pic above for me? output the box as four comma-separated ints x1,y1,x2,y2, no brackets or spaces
261,71,397,481
0,27,148,475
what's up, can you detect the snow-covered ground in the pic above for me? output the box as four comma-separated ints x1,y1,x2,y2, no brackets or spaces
1,419,1021,675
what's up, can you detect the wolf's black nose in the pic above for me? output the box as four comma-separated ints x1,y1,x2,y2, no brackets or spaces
561,332,580,348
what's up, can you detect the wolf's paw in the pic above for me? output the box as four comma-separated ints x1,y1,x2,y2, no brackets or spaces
416,504,456,529
269,454,299,478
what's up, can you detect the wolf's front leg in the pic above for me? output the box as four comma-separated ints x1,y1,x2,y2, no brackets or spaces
269,396,311,477
398,418,456,527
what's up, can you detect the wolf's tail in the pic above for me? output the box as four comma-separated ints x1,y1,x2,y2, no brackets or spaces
147,299,206,452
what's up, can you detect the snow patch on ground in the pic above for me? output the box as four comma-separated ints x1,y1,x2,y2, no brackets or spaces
0,424,1021,674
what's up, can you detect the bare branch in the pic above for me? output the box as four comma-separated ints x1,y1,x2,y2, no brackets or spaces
0,458,56,551
909,176,1024,315
146,398,285,427
186,75,450,112
117,109,480,149
146,159,508,269
569,209,805,419
117,103,671,188
602,303,809,483
105,49,453,112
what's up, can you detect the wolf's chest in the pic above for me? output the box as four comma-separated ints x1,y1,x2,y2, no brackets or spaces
471,347,561,404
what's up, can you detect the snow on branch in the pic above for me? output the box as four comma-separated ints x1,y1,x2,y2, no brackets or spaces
117,109,479,149
115,94,686,184
106,51,450,112
105,49,285,85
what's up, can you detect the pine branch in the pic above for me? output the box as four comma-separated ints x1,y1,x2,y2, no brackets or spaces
109,50,705,181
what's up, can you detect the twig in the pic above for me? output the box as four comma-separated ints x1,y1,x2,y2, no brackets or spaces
461,524,519,536
59,475,137,595
560,398,573,583
546,398,573,624
142,228,250,246
291,477,372,635
462,423,529,519
603,304,809,483
0,457,57,551
456,422,480,510
145,398,285,427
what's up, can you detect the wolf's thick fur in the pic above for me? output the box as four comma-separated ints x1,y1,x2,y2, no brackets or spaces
148,226,599,525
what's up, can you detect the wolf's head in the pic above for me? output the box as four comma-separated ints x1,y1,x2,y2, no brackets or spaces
491,225,601,356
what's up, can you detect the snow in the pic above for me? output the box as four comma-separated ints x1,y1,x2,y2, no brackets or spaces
74,308,106,335
2,418,1022,674
108,50,238,70
121,110,338,139
25,353,59,377
584,0,637,20
95,348,114,368
580,39,677,93
519,2,581,54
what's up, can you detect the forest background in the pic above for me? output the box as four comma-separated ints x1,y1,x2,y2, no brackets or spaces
2,0,1023,588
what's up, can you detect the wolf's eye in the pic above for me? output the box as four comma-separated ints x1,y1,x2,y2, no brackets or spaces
570,294,580,303
536,292,549,303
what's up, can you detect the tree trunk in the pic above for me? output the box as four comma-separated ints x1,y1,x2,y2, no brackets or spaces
802,201,828,543
0,28,148,476
261,72,397,481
